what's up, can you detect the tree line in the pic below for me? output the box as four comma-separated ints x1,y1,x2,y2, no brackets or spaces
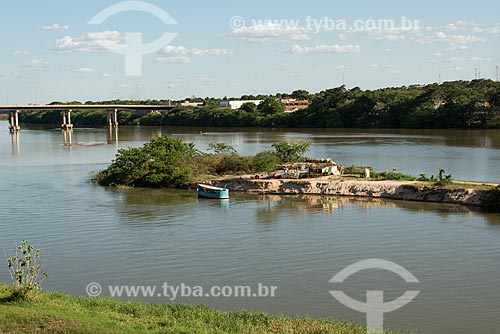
18,80,500,129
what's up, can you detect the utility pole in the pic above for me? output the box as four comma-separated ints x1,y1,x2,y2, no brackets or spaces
439,73,441,84
167,82,172,105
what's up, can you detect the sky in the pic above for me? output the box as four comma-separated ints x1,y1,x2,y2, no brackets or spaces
1,0,500,104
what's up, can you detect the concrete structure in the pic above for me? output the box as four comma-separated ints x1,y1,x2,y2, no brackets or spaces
0,104,175,132
61,110,74,130
8,110,21,133
106,109,119,128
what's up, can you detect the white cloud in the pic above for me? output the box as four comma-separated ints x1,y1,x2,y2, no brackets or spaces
472,25,500,34
291,44,360,55
0,71,27,78
160,45,231,56
54,31,122,52
11,50,29,57
336,64,351,70
74,67,94,73
376,35,406,41
426,21,478,32
43,23,70,31
102,73,112,78
415,32,487,45
447,56,465,62
445,45,468,51
155,56,191,64
223,22,309,42
156,45,231,64
469,56,491,62
25,59,51,67
191,48,231,56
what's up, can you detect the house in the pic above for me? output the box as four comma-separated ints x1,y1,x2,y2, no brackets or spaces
279,99,310,113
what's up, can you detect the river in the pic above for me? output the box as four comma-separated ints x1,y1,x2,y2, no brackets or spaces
0,121,499,334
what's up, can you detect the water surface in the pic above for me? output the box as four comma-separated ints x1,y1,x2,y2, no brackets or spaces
0,122,499,334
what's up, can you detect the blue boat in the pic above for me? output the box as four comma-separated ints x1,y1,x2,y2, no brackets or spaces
197,184,229,199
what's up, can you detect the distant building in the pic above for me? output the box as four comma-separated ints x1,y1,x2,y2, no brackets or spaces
180,101,204,107
279,99,310,113
219,100,263,110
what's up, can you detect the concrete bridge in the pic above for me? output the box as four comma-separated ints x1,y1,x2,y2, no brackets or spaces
0,104,175,133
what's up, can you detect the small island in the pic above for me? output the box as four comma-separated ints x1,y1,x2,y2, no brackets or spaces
94,135,500,212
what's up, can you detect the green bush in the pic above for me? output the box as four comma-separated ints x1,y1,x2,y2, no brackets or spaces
95,135,199,188
272,140,311,163
216,155,254,175
7,240,47,300
253,151,281,172
207,143,237,156
371,172,418,181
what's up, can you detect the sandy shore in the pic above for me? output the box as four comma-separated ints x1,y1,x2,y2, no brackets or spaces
204,176,493,207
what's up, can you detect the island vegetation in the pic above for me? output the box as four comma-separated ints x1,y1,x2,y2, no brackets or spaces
93,136,500,212
18,79,500,129
93,136,311,188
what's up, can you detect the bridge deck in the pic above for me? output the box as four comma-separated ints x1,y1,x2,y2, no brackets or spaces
0,104,175,111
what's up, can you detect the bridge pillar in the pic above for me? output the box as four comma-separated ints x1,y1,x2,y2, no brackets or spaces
8,110,21,133
107,109,119,128
61,110,74,130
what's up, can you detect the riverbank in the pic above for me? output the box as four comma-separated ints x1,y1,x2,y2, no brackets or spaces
0,284,399,334
205,176,499,208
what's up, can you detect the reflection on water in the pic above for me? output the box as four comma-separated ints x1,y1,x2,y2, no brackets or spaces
10,131,20,155
62,129,73,147
107,127,119,145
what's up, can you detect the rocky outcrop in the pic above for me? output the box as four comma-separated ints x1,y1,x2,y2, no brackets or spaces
207,178,487,207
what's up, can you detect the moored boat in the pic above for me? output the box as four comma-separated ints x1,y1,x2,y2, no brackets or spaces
197,184,229,199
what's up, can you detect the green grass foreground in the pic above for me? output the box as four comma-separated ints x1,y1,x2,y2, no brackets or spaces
0,284,410,334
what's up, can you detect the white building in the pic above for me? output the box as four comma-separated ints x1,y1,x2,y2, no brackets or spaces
180,101,204,107
219,100,263,110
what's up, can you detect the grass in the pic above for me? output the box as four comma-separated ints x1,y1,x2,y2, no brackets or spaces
0,284,410,334
370,172,418,181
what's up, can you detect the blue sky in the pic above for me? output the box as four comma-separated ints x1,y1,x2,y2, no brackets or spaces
1,0,499,104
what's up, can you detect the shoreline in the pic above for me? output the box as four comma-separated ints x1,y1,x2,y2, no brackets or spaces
204,176,496,208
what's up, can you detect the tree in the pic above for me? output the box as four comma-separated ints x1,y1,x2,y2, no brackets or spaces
207,143,237,155
272,140,311,163
96,135,200,188
257,98,285,115
291,89,310,100
240,102,257,113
